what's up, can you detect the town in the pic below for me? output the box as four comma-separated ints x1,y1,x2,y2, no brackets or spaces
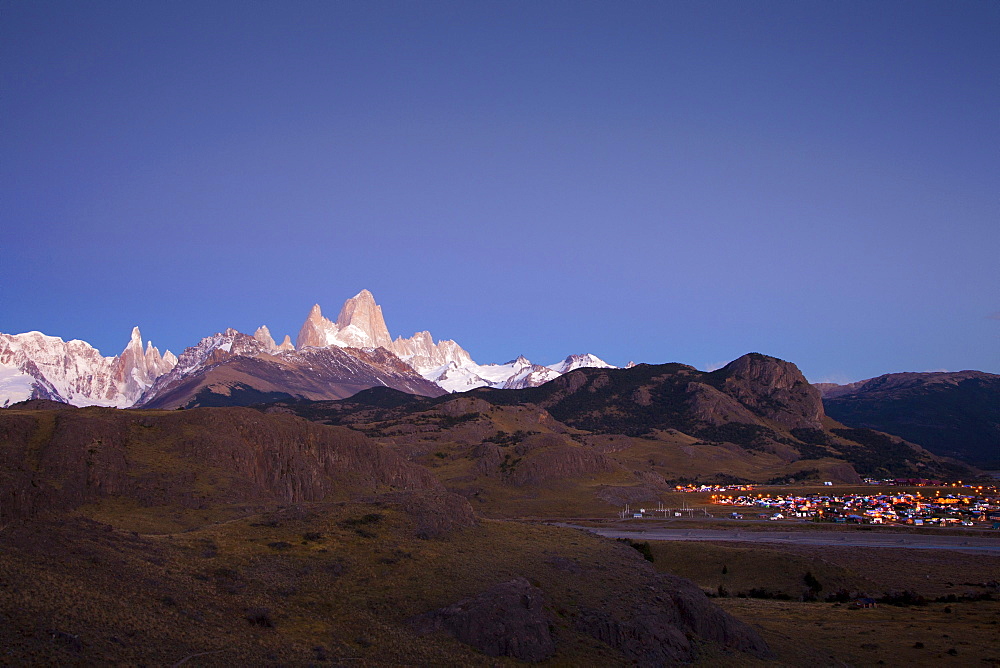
710,486,1000,526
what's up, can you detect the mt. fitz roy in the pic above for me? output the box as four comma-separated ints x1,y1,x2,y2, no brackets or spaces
293,290,614,393
0,290,614,408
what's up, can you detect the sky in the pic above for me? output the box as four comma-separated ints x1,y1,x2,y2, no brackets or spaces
2,0,998,383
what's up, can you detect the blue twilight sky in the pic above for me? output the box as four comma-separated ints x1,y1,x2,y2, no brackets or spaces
2,1,998,383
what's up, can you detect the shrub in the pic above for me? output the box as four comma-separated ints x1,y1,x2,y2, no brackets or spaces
879,590,927,606
616,538,654,562
339,513,383,527
246,608,274,627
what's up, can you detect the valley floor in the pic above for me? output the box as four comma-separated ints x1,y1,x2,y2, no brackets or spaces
625,535,1000,666
715,598,1000,667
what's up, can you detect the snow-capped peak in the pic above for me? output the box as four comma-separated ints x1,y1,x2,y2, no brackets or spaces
547,353,615,374
0,327,176,407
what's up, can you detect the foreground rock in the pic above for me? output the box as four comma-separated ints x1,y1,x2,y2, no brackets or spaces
572,571,771,665
410,577,556,661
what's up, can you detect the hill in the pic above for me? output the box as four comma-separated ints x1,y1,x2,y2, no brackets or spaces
821,371,1000,467
0,403,769,664
265,354,974,517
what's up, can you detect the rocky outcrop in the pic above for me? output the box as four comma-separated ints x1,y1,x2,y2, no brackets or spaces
296,290,393,350
505,443,617,486
253,325,278,351
573,570,771,665
409,562,769,665
295,304,331,349
472,442,505,476
655,572,771,656
573,607,693,664
410,577,555,661
686,381,765,426
112,327,178,401
435,396,493,417
710,353,824,430
372,490,478,539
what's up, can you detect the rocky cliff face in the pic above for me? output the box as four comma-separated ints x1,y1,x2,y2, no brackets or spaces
0,406,442,522
112,327,178,401
253,325,277,351
707,353,825,430
296,290,393,350
0,328,176,408
335,289,393,348
410,578,556,661
295,303,336,349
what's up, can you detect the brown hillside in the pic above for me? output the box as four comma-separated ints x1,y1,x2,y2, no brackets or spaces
266,359,975,517
0,406,440,528
0,403,772,665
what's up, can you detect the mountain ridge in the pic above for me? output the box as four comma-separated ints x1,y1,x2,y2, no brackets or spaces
136,328,445,409
264,352,975,513
820,370,1000,466
0,328,176,407
293,290,614,392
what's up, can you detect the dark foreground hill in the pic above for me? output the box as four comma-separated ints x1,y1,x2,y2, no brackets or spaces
820,371,1000,467
0,403,769,665
0,405,439,525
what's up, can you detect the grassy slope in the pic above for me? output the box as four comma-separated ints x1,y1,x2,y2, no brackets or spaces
0,503,763,666
642,540,1000,666
326,402,867,518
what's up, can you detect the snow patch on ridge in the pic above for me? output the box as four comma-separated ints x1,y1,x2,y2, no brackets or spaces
0,365,35,407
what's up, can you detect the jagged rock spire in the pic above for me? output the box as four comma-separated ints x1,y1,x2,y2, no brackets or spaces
335,290,392,349
296,291,393,350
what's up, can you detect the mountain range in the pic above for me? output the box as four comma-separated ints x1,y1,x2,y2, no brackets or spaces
2,290,996,471
0,289,614,409
0,327,176,408
0,300,992,663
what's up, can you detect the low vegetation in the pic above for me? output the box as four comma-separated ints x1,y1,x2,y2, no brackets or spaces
640,538,1000,664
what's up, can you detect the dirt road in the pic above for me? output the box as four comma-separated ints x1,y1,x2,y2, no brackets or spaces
560,524,1000,555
